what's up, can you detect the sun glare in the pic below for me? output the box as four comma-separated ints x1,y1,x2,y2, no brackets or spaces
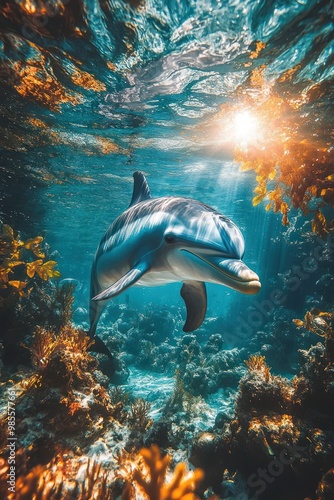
233,110,260,146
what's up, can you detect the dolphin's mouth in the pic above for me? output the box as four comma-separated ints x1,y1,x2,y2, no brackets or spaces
184,250,261,294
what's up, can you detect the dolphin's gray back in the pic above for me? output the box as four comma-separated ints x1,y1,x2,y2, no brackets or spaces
98,196,233,256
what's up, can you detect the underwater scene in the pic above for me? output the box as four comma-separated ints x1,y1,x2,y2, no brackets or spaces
0,0,334,498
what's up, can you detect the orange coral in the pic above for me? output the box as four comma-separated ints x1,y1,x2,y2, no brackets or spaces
133,445,204,500
0,455,113,500
245,354,271,382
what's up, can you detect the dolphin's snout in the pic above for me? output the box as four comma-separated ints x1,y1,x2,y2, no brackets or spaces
218,258,261,294
220,259,259,282
194,256,260,294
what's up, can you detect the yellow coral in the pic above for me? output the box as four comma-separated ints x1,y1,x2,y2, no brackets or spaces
133,445,204,500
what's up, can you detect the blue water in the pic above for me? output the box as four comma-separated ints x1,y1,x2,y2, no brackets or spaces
0,1,334,497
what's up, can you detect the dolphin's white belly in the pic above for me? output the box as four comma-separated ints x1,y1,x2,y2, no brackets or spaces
135,270,179,286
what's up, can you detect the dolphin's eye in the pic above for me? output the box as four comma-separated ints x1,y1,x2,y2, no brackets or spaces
165,234,176,244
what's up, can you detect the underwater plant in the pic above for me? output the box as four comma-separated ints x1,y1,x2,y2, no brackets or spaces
0,224,68,366
235,71,334,234
164,369,196,417
200,61,334,234
133,445,204,500
0,224,60,307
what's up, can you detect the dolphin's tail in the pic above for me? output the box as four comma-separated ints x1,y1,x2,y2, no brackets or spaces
88,335,115,375
89,265,115,375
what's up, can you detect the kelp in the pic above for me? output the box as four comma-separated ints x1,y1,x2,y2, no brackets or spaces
200,57,334,235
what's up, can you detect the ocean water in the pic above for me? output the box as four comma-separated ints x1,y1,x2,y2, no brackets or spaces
0,1,334,499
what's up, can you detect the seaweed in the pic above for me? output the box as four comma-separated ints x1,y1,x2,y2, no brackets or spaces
201,69,334,234
0,224,60,308
164,369,196,416
0,224,74,367
234,76,334,234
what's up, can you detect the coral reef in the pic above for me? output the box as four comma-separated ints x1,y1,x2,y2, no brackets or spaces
100,304,243,397
1,223,334,500
0,454,113,499
0,325,118,476
0,444,204,500
133,445,204,500
189,312,334,499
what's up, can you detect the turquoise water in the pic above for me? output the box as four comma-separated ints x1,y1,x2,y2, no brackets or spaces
1,1,334,499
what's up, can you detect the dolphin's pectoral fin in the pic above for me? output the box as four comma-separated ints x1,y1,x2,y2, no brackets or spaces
92,264,149,301
180,281,207,332
129,171,151,207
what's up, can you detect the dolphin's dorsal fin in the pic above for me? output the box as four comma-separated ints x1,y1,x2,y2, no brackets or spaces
180,281,207,332
129,171,151,207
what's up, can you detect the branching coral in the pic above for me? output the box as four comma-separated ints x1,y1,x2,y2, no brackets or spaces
2,446,203,500
129,398,153,432
244,354,271,382
73,460,111,500
27,325,96,391
133,445,204,500
0,455,113,500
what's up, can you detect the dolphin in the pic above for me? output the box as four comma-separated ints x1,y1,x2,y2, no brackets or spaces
89,171,260,366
